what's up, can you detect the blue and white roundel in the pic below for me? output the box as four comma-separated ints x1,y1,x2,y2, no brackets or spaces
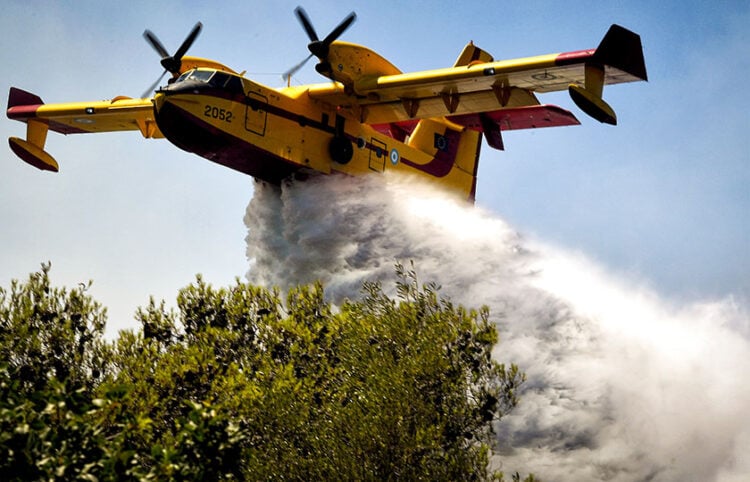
390,148,400,165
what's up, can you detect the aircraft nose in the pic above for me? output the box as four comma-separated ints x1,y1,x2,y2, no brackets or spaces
158,78,209,96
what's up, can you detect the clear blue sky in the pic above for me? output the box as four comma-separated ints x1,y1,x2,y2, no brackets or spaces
1,0,748,334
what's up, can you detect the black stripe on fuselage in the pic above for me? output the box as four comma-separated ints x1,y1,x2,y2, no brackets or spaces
159,85,458,180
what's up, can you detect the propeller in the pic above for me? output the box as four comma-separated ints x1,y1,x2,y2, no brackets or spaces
283,7,356,82
141,22,203,97
141,71,169,99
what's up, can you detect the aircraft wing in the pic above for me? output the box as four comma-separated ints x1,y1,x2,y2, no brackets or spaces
311,24,647,128
6,87,161,171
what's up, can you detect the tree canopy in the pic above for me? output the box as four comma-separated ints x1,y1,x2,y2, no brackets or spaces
0,263,530,481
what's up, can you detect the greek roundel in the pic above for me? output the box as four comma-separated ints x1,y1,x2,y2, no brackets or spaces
390,148,400,165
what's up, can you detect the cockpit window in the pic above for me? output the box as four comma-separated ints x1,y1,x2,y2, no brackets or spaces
208,71,244,95
189,70,214,82
172,69,244,95
224,76,244,95
209,71,230,87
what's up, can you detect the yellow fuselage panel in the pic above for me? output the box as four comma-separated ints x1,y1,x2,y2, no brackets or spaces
154,82,477,197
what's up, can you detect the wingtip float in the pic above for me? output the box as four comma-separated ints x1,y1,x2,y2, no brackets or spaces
7,88,57,172
566,24,648,126
6,8,646,201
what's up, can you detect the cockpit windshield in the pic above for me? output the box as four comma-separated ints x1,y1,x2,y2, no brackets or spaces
174,69,244,96
189,70,214,83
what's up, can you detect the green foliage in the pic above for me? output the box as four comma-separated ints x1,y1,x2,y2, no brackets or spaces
0,263,115,480
0,262,109,395
0,263,530,481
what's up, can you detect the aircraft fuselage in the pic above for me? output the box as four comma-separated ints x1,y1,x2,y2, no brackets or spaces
153,68,481,197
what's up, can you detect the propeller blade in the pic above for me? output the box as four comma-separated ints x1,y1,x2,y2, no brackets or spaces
141,70,168,98
294,6,319,42
143,30,170,59
285,7,357,82
144,22,202,75
322,12,356,46
174,22,203,61
283,53,314,82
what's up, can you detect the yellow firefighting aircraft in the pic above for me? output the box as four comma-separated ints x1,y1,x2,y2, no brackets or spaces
6,7,646,201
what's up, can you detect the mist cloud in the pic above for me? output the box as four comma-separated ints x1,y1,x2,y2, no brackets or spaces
245,175,750,481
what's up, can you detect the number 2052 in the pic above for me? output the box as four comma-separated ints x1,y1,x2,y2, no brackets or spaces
204,105,233,123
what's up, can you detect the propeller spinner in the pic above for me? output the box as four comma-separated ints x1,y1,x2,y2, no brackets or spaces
283,7,356,82
141,22,203,97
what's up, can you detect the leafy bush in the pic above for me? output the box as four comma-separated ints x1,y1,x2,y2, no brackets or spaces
0,263,528,481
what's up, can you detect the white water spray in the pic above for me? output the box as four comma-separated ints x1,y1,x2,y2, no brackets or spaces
245,175,750,481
